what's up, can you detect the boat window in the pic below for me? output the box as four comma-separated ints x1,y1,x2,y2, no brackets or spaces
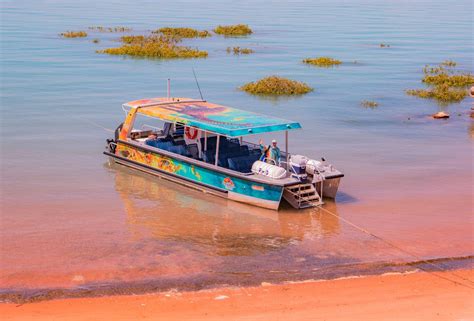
129,114,168,140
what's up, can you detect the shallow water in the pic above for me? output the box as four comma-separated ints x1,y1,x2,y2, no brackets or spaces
1,0,473,300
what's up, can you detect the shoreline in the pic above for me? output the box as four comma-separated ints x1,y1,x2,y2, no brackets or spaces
2,269,473,321
1,255,472,304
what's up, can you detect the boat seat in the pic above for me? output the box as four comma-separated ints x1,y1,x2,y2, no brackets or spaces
162,122,173,137
168,145,188,156
174,139,186,146
228,154,259,173
249,148,262,156
200,136,217,151
202,150,229,167
202,149,215,164
146,140,174,150
186,144,199,159
240,145,249,155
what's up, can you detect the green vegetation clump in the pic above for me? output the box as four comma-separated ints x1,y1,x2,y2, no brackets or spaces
440,60,456,67
214,24,253,36
119,34,179,45
120,35,147,44
226,47,254,55
240,76,313,95
302,57,342,67
98,33,207,59
97,41,207,59
88,26,132,32
406,61,474,103
406,85,467,103
60,31,87,38
154,27,211,38
361,100,379,108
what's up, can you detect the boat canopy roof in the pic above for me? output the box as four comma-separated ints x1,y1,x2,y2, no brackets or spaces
124,97,302,137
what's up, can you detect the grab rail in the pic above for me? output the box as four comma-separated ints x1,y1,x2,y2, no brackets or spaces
260,157,278,166
141,124,163,133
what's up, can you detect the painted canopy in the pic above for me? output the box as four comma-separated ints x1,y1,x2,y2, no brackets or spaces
124,97,302,137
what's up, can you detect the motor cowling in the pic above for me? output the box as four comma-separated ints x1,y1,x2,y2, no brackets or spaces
306,159,325,175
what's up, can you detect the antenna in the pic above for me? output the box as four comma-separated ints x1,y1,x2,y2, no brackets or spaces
192,68,204,101
167,78,171,99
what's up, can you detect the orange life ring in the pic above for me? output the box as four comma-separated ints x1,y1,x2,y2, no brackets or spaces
185,126,199,140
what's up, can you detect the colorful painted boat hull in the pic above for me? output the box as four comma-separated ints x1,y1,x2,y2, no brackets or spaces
108,142,284,210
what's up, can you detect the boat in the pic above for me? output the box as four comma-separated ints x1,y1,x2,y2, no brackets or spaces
104,97,344,210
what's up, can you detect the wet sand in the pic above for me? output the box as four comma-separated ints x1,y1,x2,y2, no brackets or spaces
2,269,472,321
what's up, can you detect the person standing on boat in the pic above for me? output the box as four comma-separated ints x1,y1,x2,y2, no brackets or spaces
259,139,281,165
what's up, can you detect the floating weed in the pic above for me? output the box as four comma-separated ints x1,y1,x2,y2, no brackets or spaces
120,34,179,45
423,73,474,87
120,35,147,44
239,76,313,95
88,26,132,32
92,38,100,43
154,27,211,39
98,32,207,59
407,61,474,104
214,24,253,36
60,31,87,38
440,60,457,67
361,100,379,108
97,42,207,59
227,47,254,55
302,57,342,67
406,85,467,103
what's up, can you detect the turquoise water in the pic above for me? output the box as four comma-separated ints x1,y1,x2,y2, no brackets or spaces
1,0,473,300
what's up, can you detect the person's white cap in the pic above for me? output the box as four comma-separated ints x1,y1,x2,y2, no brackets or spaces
272,139,277,143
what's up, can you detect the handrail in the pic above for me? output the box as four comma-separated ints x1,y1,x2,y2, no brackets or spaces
260,157,278,166
141,124,162,132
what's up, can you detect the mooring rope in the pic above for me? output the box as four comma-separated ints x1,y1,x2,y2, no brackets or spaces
76,116,114,133
317,206,474,289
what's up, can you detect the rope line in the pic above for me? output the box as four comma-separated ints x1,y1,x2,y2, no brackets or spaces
76,116,114,133
317,206,474,289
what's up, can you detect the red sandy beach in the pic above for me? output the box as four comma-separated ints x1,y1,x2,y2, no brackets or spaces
2,269,473,321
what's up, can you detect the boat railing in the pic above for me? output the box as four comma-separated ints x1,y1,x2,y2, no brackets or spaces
141,124,163,133
122,104,132,116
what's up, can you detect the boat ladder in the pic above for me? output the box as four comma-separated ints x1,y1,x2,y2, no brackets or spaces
283,183,323,209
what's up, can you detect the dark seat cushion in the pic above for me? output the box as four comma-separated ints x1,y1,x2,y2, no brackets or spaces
169,145,188,156
228,154,259,173
186,143,199,159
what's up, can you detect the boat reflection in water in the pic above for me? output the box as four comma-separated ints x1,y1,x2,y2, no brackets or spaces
108,162,340,257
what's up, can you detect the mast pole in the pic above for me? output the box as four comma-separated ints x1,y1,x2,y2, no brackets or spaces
285,130,289,171
167,78,171,99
